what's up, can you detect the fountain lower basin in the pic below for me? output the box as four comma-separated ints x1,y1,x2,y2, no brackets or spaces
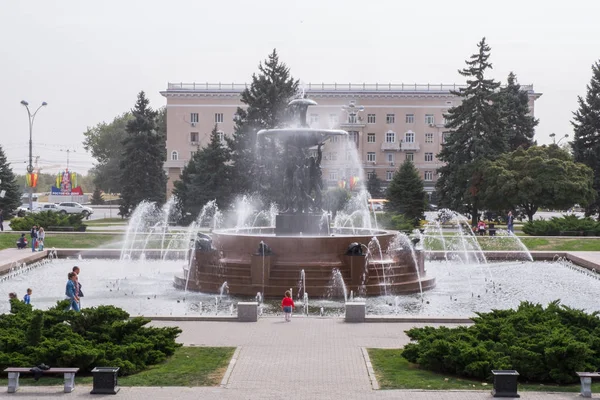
174,227,436,298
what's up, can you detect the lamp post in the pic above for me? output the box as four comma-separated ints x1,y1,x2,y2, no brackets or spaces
550,132,569,146
20,100,47,212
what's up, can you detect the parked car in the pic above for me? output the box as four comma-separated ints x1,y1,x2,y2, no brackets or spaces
56,202,94,217
33,203,60,213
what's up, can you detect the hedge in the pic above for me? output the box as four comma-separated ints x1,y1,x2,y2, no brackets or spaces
522,215,600,236
402,301,600,384
0,300,181,375
9,211,87,232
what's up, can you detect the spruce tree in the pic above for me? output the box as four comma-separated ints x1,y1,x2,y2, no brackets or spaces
228,49,299,204
436,38,505,225
498,72,538,150
119,91,167,216
91,187,105,205
173,125,232,223
572,60,600,216
385,160,426,226
366,173,384,198
0,144,22,216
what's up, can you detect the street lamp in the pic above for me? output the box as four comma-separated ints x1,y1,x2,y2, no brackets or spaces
550,133,569,146
21,100,47,212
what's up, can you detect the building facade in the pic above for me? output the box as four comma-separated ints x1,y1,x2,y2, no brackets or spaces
160,82,541,197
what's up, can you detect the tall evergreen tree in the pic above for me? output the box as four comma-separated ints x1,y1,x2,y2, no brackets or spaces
90,187,105,205
0,145,21,216
385,160,426,226
366,173,384,198
173,125,232,223
498,72,538,150
572,61,600,216
228,49,299,204
119,91,167,216
436,38,505,225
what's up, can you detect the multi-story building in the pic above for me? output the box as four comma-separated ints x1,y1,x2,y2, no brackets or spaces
161,82,541,198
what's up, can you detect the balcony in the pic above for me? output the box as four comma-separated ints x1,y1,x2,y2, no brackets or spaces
381,142,401,151
164,160,186,169
401,142,420,151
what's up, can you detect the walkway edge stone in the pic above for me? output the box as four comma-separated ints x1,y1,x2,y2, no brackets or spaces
361,347,379,390
220,346,241,387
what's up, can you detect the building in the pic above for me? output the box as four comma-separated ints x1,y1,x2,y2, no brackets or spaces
160,82,541,198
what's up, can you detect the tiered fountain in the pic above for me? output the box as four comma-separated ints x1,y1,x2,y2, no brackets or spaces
174,97,435,297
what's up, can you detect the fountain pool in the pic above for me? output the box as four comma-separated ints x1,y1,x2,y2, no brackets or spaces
2,258,599,318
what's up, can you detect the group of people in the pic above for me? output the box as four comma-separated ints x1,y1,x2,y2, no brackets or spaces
8,288,33,304
7,266,83,312
474,211,515,236
17,225,46,251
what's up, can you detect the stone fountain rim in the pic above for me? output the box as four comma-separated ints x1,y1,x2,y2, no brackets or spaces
211,227,399,238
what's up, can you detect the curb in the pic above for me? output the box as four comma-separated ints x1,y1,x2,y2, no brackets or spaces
361,347,379,390
220,346,241,387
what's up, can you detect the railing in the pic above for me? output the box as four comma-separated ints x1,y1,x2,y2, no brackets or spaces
381,142,401,151
401,142,421,151
167,82,534,92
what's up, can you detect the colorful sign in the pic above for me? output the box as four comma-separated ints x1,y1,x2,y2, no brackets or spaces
26,172,38,188
51,169,83,195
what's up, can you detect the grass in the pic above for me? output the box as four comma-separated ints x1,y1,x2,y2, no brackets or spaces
0,233,118,250
423,235,600,252
0,346,235,387
85,218,127,226
367,348,599,392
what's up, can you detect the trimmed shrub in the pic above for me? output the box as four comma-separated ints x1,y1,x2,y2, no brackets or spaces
402,301,600,384
0,299,181,375
9,211,87,232
522,215,600,236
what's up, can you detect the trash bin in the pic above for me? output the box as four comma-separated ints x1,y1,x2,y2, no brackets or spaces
90,367,120,395
491,370,519,398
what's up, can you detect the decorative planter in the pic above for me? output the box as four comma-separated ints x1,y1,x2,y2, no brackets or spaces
491,370,519,398
90,367,120,395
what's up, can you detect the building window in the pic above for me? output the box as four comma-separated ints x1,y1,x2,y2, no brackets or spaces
190,132,199,143
406,153,414,161
406,114,414,123
442,132,449,143
346,151,352,161
405,132,415,143
348,131,359,147
348,114,357,124
425,152,433,162
329,114,339,126
330,152,338,161
425,133,434,143
367,114,376,124
329,171,338,181
367,171,375,179
385,131,395,143
310,114,319,125
171,151,179,161
190,113,199,123
425,114,435,125
386,171,394,181
217,131,225,142
215,113,224,123
367,133,376,143
190,151,195,158
386,114,395,124
424,171,433,181
387,153,394,163
331,135,339,143
367,152,376,162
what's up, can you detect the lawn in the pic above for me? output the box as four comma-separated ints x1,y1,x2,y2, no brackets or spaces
367,348,598,393
85,218,128,226
0,346,235,387
0,233,119,250
423,235,600,252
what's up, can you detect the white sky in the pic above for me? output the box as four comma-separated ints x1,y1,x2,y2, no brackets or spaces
1,0,599,175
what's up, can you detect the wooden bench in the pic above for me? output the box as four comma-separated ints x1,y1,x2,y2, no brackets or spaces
576,372,600,398
4,367,79,393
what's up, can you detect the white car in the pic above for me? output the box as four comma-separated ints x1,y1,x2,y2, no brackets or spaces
33,203,60,213
57,202,93,217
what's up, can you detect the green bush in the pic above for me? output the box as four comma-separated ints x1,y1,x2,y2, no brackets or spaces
378,212,416,232
9,211,87,232
402,301,600,384
0,299,181,375
522,215,600,236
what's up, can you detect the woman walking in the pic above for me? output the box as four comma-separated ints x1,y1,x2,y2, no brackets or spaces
65,272,80,312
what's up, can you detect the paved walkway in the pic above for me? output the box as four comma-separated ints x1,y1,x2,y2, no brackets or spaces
9,318,597,398
0,248,47,274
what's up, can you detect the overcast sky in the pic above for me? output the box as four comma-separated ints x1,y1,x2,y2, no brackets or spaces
1,0,599,175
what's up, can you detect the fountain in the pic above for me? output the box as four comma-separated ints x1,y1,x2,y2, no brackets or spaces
174,96,435,297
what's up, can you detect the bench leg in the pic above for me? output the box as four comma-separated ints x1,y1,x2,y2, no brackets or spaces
580,376,592,398
64,373,75,393
7,372,19,393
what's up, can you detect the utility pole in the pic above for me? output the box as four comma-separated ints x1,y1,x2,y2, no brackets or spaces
20,100,48,211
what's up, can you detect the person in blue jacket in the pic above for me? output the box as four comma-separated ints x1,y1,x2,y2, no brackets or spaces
65,272,80,312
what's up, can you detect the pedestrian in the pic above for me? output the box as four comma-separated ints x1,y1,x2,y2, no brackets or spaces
0,209,4,232
507,211,514,234
281,290,295,322
477,220,486,236
8,292,17,301
65,272,80,312
73,266,84,305
16,234,27,249
23,288,32,305
37,227,45,251
30,225,38,253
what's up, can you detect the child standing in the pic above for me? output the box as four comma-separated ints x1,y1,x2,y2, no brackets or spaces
281,290,295,322
23,288,32,305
